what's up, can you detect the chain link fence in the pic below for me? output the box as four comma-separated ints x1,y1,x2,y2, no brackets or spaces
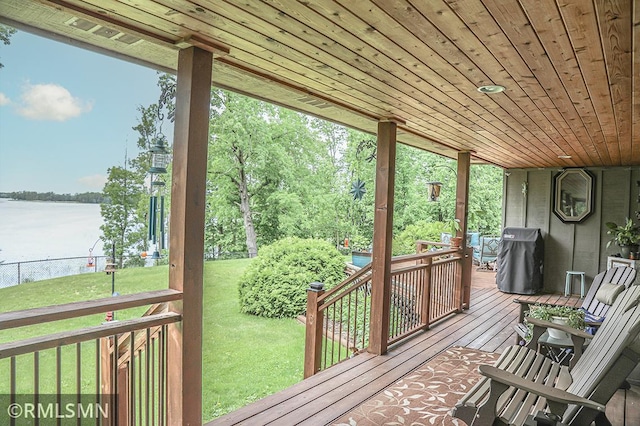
0,252,250,289
0,256,112,288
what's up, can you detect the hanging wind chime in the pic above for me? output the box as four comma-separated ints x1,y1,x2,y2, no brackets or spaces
148,137,169,259
147,93,171,260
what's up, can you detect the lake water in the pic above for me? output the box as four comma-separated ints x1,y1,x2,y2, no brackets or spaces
0,199,104,263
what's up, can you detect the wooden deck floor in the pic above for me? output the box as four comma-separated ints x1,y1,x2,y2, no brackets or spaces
208,270,639,425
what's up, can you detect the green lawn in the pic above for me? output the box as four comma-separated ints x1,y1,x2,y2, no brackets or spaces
0,258,306,422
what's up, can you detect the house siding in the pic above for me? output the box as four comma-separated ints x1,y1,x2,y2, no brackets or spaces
503,167,640,294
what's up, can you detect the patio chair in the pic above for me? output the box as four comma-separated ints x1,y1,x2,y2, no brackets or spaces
452,284,640,425
513,266,637,345
473,235,500,271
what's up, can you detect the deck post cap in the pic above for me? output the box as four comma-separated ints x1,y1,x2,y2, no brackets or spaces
309,282,324,291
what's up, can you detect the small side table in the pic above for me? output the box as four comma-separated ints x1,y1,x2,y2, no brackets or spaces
537,331,590,367
524,412,568,426
537,332,574,366
565,271,585,298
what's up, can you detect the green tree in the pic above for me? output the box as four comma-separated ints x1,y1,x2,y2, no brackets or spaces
0,25,16,69
207,90,270,257
253,110,339,243
341,130,376,247
468,165,503,234
206,90,329,257
100,166,146,267
303,119,351,247
135,75,504,259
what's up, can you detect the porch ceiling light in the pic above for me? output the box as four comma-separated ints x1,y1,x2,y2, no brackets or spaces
477,85,505,94
148,137,170,174
558,155,572,159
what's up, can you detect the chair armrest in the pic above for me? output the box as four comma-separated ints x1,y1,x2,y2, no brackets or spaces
478,365,605,412
513,299,534,323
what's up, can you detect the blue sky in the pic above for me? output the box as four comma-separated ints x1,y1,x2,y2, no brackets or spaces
0,30,163,194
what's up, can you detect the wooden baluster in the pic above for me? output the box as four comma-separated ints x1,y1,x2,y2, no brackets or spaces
421,258,432,329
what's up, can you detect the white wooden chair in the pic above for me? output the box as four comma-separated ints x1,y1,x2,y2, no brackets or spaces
513,266,637,349
452,284,640,425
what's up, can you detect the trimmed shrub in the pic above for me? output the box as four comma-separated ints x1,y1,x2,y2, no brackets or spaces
238,237,346,318
392,220,445,255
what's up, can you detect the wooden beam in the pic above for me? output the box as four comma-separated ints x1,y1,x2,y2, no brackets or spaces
456,152,472,309
368,121,397,355
167,46,213,426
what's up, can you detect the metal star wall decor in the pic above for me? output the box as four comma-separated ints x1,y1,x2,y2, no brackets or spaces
350,179,366,200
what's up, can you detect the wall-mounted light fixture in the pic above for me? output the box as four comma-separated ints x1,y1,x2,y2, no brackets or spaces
425,164,457,202
426,181,442,202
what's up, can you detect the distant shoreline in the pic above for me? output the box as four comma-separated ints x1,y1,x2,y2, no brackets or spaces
0,197,99,204
0,191,105,204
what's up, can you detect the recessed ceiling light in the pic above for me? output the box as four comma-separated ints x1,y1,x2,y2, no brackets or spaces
477,85,505,94
558,155,572,159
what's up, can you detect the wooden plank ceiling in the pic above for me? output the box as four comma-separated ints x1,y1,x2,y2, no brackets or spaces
2,0,638,169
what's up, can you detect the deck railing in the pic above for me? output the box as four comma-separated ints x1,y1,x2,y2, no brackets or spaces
100,302,171,425
304,248,469,377
0,290,182,425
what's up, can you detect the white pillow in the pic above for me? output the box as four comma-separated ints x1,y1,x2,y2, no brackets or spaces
595,282,624,305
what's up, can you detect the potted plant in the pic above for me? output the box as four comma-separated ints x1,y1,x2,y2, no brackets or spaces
349,236,372,268
605,218,640,259
526,304,586,340
445,218,462,248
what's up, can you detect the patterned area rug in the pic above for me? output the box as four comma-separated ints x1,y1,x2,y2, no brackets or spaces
332,346,500,426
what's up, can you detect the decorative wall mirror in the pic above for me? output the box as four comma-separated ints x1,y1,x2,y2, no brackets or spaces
552,169,595,223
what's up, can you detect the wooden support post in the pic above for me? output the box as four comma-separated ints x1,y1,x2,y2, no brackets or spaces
456,152,472,309
167,46,212,426
303,282,325,378
369,120,397,355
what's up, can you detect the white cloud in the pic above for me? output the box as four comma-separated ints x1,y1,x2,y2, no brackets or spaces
77,174,107,190
0,93,10,106
16,83,92,121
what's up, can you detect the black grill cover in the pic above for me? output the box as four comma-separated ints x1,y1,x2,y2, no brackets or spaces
496,227,544,295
